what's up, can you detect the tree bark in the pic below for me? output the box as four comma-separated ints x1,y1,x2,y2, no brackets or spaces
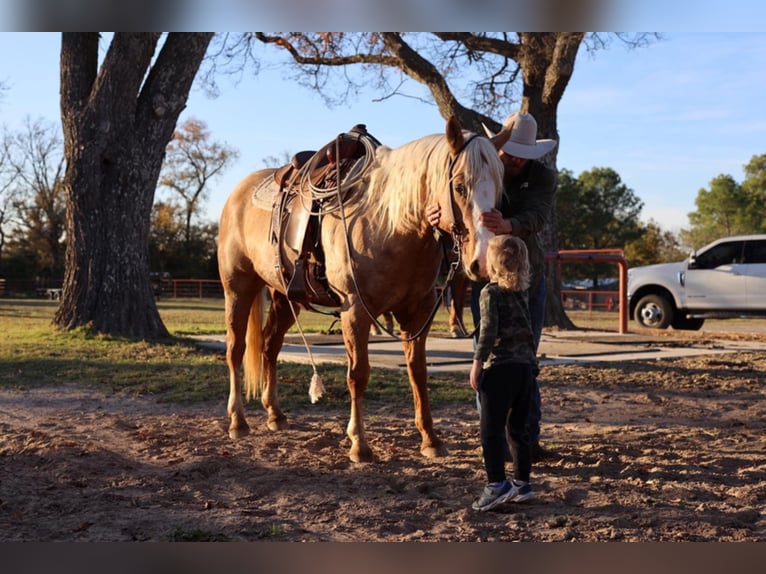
54,32,213,339
516,33,583,330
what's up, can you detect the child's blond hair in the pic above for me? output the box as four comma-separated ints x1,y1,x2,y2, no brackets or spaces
486,235,530,292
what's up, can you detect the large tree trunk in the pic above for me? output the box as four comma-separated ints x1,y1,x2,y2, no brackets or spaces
518,33,583,330
54,32,213,339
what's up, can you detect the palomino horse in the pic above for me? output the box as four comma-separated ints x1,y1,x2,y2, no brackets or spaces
217,116,508,462
372,270,469,337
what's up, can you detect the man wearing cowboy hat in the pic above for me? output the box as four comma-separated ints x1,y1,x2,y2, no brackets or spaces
427,111,558,462
480,111,558,462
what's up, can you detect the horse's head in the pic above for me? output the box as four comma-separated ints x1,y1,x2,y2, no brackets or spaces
359,117,510,281
438,116,508,281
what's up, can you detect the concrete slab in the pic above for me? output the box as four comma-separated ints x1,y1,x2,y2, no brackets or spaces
192,329,765,374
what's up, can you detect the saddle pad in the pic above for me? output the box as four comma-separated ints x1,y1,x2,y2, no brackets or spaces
251,176,280,209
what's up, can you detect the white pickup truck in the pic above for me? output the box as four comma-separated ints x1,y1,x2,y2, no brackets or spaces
627,235,766,330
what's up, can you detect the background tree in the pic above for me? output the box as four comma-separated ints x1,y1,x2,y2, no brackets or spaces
4,118,66,285
149,201,185,274
0,131,16,271
148,199,219,279
681,170,765,249
740,153,766,233
261,151,292,168
624,220,686,267
157,117,238,254
244,31,658,329
55,32,213,339
556,167,644,285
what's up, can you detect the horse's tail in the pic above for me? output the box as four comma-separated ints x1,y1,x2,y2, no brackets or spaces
244,288,266,402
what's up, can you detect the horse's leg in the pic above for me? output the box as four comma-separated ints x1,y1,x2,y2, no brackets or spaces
370,311,395,336
396,305,448,458
341,311,374,463
383,312,395,333
260,290,296,431
224,279,260,439
448,299,459,337
448,272,469,337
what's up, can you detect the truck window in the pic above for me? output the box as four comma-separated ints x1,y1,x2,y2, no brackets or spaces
694,241,745,269
744,239,766,264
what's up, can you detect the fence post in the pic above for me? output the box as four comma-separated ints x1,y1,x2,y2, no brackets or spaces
546,249,629,334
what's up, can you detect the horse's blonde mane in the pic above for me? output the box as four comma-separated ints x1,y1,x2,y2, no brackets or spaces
361,132,503,237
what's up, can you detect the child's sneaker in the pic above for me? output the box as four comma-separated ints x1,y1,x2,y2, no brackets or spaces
507,479,534,502
472,480,513,511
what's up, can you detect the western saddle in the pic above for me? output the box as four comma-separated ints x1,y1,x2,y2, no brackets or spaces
270,124,380,311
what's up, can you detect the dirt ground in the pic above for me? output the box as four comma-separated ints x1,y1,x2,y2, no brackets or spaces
1,330,764,542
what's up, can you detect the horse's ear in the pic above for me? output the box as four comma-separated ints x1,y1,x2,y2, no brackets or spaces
446,115,464,155
490,120,512,152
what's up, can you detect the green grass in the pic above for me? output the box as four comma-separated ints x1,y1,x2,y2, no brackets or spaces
16,297,745,411
0,298,474,409
566,310,626,331
157,298,634,335
0,299,225,403
155,297,459,335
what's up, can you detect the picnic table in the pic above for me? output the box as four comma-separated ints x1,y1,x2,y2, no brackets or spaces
44,288,62,300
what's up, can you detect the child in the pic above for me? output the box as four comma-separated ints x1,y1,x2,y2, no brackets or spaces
470,234,537,511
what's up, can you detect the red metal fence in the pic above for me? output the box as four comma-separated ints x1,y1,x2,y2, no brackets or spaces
157,279,224,299
3,278,620,315
561,289,620,313
154,280,623,311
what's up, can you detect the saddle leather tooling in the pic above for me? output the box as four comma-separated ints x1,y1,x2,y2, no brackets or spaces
271,124,380,311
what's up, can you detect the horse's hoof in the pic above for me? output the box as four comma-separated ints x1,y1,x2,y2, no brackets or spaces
267,417,288,431
421,443,448,458
349,445,374,463
228,424,250,440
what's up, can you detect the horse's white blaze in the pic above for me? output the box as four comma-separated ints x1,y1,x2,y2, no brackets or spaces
471,174,497,276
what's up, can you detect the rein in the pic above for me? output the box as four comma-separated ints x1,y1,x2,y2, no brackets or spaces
443,133,478,245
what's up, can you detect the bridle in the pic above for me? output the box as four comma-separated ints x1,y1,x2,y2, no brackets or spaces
440,133,480,291
336,132,486,342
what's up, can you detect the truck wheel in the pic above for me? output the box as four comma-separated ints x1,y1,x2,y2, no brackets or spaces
672,315,705,331
634,294,674,329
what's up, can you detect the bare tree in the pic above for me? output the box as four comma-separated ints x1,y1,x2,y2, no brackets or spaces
0,131,17,267
158,117,238,252
5,118,67,283
55,32,213,339
248,32,657,329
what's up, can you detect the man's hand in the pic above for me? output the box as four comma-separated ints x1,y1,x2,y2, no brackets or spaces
478,208,512,235
425,203,441,228
470,360,483,392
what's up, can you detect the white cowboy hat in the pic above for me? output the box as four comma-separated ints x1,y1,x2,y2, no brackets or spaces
482,112,557,160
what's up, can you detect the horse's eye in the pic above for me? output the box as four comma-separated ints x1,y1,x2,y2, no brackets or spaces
454,182,467,197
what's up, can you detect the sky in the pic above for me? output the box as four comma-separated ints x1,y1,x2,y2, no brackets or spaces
2,29,766,235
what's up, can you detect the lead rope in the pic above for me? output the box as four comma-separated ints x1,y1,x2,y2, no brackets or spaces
336,137,472,342
273,133,380,404
273,275,327,403
336,195,463,343
273,132,386,404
